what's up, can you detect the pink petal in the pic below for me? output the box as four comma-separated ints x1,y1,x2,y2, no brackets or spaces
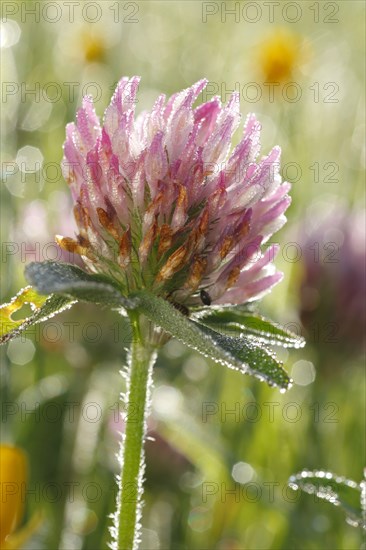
144,131,168,192
166,106,194,162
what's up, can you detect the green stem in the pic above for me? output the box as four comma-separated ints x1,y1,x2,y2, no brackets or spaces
116,313,157,550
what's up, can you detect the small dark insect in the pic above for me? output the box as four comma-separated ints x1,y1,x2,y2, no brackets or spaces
171,301,190,317
200,289,212,306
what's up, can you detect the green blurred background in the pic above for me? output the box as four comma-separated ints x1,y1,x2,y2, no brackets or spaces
1,1,365,548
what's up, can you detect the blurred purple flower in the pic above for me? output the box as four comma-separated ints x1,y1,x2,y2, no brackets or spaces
58,77,290,306
300,205,366,356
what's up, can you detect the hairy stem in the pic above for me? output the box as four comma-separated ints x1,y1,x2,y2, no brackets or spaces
116,313,157,550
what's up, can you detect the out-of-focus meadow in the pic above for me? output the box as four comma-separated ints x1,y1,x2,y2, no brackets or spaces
1,1,365,548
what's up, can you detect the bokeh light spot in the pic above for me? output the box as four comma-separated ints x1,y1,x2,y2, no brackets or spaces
0,20,21,49
232,462,256,484
7,337,36,365
291,360,316,386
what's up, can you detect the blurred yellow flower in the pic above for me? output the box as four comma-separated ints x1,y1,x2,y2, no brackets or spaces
0,445,27,546
80,29,106,63
258,29,303,83
0,445,41,550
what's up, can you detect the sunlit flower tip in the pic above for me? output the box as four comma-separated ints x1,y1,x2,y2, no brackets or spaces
61,77,291,306
0,445,27,545
257,29,303,83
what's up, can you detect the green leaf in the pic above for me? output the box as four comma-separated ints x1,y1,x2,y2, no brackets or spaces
25,261,135,308
1,261,138,344
288,470,365,530
0,286,74,344
193,306,305,349
132,290,291,390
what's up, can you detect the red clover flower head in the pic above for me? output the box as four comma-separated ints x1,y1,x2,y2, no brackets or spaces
58,77,291,307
